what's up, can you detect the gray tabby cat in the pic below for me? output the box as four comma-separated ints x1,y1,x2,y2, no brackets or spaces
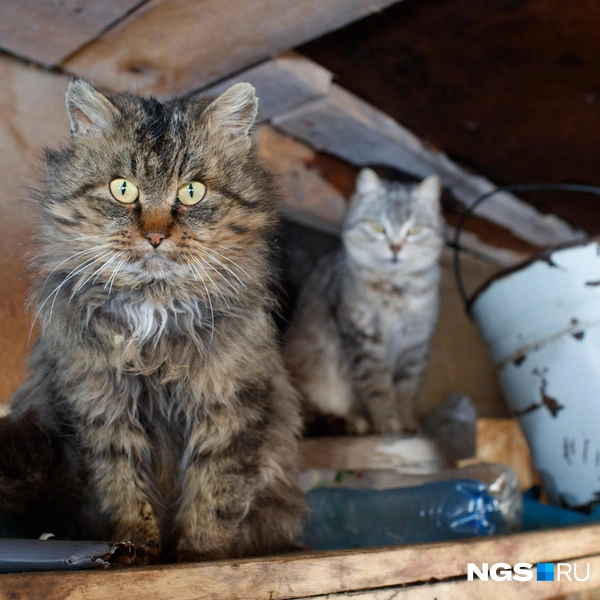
8,80,303,563
285,169,444,434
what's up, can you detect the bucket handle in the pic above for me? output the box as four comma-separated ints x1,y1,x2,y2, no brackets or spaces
452,183,600,315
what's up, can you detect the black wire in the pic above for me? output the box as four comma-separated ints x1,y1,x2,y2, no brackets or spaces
452,183,600,313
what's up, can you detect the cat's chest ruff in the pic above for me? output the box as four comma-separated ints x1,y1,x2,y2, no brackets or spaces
114,297,204,346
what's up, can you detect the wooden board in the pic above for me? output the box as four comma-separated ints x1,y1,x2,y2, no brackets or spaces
0,0,145,67
199,53,579,249
0,57,72,404
273,83,582,248
202,52,332,122
258,126,348,235
2,525,600,599
300,434,446,472
62,0,402,98
462,418,537,491
302,556,600,599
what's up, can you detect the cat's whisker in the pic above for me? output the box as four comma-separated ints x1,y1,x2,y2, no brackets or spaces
69,251,123,302
33,250,114,325
181,256,214,346
203,247,249,287
107,258,127,297
196,254,240,296
198,252,243,293
190,256,230,309
31,250,114,338
185,257,214,346
183,256,202,283
41,243,114,290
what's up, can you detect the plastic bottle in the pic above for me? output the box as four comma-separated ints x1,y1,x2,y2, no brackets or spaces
301,463,522,551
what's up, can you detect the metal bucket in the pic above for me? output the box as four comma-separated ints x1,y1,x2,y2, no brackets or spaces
469,238,600,507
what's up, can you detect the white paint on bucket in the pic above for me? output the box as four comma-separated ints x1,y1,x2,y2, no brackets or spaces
470,239,600,507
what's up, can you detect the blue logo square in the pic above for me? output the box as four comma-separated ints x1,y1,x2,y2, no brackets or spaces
537,563,555,581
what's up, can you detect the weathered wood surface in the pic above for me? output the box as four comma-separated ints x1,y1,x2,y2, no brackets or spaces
258,126,348,234
300,434,446,472
62,0,401,98
463,418,537,491
199,53,579,249
273,82,582,248
301,556,600,599
2,525,600,599
202,52,333,122
0,57,71,404
0,0,145,66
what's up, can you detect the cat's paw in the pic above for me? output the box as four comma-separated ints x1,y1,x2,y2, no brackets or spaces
132,542,161,566
345,415,370,435
372,417,403,434
123,503,162,565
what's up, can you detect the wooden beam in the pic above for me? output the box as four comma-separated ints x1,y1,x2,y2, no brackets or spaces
273,83,583,248
0,0,145,67
61,0,402,98
195,53,580,248
201,52,332,122
300,434,446,472
2,526,600,599
258,126,347,235
259,125,528,265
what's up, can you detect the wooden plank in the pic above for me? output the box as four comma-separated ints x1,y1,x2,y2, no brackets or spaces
0,0,145,67
0,56,72,404
259,124,528,265
300,435,446,472
273,82,583,248
300,555,600,599
201,52,332,122
62,0,402,98
458,418,538,491
258,126,347,234
2,526,600,599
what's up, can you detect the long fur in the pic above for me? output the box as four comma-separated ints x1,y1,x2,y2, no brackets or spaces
285,169,444,434
7,80,304,563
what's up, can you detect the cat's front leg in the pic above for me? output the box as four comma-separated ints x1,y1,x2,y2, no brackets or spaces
77,414,161,564
392,360,427,433
175,416,259,561
337,316,398,434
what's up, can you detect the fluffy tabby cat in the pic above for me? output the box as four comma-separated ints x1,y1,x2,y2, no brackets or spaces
285,169,443,434
6,80,304,563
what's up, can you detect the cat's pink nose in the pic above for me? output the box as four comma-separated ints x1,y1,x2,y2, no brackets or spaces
145,231,166,248
390,244,401,255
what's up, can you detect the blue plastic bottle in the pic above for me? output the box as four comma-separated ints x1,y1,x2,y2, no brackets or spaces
302,478,513,551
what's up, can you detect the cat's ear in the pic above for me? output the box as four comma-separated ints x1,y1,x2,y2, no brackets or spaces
356,168,381,195
66,80,119,137
203,83,258,150
414,175,442,208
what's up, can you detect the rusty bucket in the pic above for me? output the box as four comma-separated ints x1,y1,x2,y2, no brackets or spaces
454,184,600,508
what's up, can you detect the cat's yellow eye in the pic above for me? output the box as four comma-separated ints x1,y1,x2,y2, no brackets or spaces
408,223,423,235
177,181,207,206
371,221,386,233
109,178,139,204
